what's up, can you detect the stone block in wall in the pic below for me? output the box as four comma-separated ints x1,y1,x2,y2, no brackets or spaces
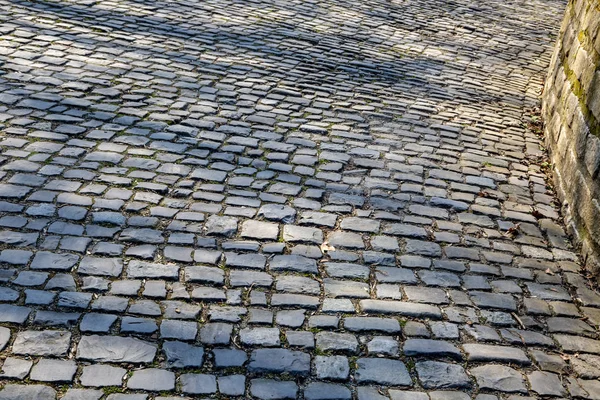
542,111,560,141
546,89,558,120
548,47,561,76
549,88,558,111
567,39,581,66
562,23,577,58
578,176,598,239
575,47,597,92
593,19,600,54
557,124,572,159
583,12,600,54
589,71,600,121
584,134,600,177
542,70,564,107
552,65,566,97
565,89,580,127
543,104,553,131
584,240,600,274
546,111,560,146
571,109,590,155
583,60,596,93
583,6,596,30
554,164,566,199
581,65,597,98
564,149,581,197
546,60,561,93
554,71,570,101
550,113,563,143
574,168,589,210
593,198,600,237
559,73,571,109
587,198,600,245
542,87,554,117
574,0,587,21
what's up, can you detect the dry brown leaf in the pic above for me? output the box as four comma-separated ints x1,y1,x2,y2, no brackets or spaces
320,242,335,253
504,223,521,238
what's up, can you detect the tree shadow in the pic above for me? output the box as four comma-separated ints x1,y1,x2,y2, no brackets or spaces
4,0,561,114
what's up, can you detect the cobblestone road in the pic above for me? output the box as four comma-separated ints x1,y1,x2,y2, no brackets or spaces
1,0,597,398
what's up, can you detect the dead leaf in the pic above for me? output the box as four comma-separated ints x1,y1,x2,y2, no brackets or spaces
320,242,335,253
545,268,555,275
504,223,521,238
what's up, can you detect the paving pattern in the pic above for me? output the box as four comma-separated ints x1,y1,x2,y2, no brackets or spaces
2,0,599,398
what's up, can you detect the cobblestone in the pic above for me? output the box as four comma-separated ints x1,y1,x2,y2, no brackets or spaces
0,0,593,397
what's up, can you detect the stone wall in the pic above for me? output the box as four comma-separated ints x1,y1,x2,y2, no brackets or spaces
542,0,600,274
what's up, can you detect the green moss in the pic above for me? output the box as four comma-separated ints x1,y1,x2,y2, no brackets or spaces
348,356,359,370
223,366,245,374
103,387,125,395
313,347,331,356
561,53,600,138
576,29,600,64
578,29,587,44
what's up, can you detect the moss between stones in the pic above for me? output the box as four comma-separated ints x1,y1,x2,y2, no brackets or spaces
577,29,600,64
560,53,600,138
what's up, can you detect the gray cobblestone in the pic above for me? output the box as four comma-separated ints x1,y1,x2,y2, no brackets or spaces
0,0,588,398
